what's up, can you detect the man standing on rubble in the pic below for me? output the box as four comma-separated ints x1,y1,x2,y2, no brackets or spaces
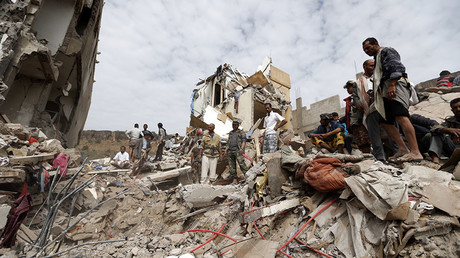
362,37,423,162
125,123,143,162
110,146,130,168
199,123,222,184
154,123,166,162
263,103,287,153
225,120,250,184
309,113,345,153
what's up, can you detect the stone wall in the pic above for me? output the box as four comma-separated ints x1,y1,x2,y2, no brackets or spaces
292,95,345,139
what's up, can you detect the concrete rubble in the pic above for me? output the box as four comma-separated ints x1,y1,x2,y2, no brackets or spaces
0,3,459,254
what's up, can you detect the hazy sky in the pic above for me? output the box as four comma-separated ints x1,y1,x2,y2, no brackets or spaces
85,0,460,134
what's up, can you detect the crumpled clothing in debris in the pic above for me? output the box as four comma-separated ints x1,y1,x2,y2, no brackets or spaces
297,157,349,192
53,153,69,177
0,193,32,247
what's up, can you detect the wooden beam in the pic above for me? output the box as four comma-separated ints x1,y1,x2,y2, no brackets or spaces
9,154,55,165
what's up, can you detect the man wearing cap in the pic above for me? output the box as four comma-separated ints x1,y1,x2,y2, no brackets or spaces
199,123,222,184
309,113,345,153
362,37,422,161
225,120,250,184
263,103,287,153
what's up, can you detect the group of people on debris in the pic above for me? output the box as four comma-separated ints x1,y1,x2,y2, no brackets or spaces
309,37,460,164
111,37,460,184
196,102,287,185
110,123,170,169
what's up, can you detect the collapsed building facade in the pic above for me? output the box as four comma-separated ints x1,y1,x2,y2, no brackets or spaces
0,0,103,147
190,57,292,138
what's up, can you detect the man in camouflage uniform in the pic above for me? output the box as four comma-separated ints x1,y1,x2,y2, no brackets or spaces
199,123,222,184
225,120,249,184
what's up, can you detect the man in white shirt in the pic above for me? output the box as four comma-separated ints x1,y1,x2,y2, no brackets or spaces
125,123,143,162
110,146,130,168
263,103,287,153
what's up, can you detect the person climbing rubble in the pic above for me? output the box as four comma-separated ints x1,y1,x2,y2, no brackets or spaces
225,120,250,184
199,123,222,184
362,37,423,162
110,146,129,169
309,113,345,153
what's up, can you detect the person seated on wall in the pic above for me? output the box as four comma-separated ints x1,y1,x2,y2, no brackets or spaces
110,146,130,169
430,97,460,160
309,113,345,153
436,70,455,88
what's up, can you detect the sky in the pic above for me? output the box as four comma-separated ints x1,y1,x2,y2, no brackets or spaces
85,0,460,134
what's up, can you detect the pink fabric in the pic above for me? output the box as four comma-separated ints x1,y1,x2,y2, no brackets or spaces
53,153,69,177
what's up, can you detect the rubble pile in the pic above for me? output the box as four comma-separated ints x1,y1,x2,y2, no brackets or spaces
0,136,458,257
0,59,459,257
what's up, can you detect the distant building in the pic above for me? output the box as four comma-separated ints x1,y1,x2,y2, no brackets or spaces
0,0,103,147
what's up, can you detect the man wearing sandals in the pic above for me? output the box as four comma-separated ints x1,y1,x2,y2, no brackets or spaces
362,37,423,162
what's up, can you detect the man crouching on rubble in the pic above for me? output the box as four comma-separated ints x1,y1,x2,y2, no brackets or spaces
430,97,460,159
199,123,222,184
110,146,130,168
225,120,250,184
309,113,345,153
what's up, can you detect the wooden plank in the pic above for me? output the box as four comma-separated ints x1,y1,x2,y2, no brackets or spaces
269,65,291,88
0,171,22,178
247,70,269,86
9,154,55,165
0,113,11,123
190,114,209,129
88,169,131,174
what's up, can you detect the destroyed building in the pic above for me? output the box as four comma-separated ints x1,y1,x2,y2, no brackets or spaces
190,57,292,138
0,0,103,147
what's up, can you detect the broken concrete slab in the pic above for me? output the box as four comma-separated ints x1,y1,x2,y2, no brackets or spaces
145,166,192,182
231,239,278,257
181,184,237,208
266,154,289,197
0,204,11,230
240,198,300,223
158,162,177,171
402,165,453,186
419,183,460,217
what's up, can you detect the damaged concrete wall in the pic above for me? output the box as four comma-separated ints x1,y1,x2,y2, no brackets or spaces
190,60,292,135
292,95,345,139
0,0,103,147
